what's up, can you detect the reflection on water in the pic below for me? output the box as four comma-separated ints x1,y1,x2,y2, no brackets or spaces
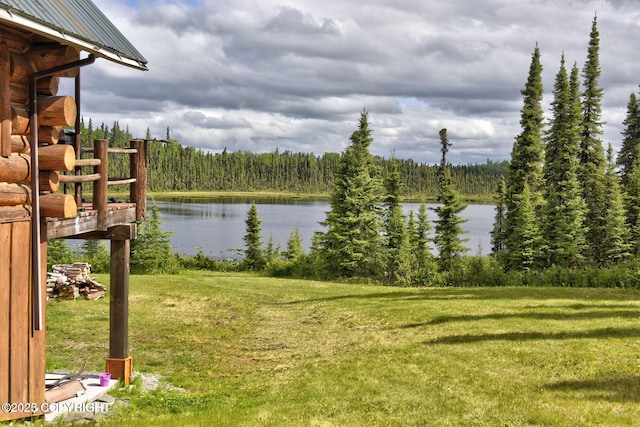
154,199,495,259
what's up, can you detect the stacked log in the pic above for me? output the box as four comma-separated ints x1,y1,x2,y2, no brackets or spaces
46,263,107,300
0,32,80,221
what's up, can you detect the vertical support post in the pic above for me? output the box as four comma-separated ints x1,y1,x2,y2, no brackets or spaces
107,235,132,385
74,69,82,206
129,139,147,222
0,42,11,157
94,139,108,231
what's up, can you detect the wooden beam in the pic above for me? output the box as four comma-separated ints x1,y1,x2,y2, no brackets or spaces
109,238,130,360
68,223,137,241
45,206,136,239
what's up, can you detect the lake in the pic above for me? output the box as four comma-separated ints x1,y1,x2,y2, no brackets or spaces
154,197,496,259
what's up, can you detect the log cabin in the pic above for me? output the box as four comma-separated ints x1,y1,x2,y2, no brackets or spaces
0,1,148,421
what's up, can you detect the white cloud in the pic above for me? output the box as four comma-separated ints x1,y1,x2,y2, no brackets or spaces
86,0,640,163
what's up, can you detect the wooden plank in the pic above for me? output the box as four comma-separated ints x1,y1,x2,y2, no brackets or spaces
9,222,29,403
0,223,11,410
28,231,47,412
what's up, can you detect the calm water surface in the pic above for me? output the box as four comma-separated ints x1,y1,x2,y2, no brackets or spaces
154,198,495,258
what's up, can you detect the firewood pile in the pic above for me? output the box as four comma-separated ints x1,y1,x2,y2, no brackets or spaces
47,263,107,300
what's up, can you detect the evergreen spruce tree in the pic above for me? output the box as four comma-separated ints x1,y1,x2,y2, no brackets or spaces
285,227,304,260
618,92,640,187
579,16,609,262
264,234,280,264
502,45,545,270
624,144,640,255
242,202,266,271
81,240,109,273
601,144,631,265
47,239,76,269
433,129,468,272
509,182,544,272
315,110,384,279
383,156,412,285
542,56,587,267
490,175,507,259
131,202,177,274
410,202,435,284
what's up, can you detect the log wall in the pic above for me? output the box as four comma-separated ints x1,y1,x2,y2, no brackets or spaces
0,28,80,222
0,26,78,421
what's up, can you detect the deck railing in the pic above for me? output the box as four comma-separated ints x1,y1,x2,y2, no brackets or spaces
58,138,147,230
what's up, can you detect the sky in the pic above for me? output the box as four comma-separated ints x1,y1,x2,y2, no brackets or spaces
76,0,640,164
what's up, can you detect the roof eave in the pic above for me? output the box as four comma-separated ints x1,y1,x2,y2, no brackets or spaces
0,7,148,71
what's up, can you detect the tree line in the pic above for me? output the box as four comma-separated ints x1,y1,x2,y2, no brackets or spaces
77,119,506,199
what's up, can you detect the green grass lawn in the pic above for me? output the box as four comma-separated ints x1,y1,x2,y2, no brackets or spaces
44,272,640,426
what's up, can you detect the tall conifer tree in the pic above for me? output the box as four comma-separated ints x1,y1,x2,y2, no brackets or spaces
600,144,631,265
579,16,609,262
383,157,411,285
618,92,640,187
491,176,507,259
316,110,383,278
542,56,586,267
433,129,468,272
624,145,640,255
502,45,545,270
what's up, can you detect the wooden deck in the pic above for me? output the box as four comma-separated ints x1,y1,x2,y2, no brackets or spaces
46,203,137,240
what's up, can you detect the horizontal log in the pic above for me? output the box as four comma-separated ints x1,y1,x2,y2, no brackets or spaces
39,144,75,171
39,126,63,144
58,173,100,183
108,178,136,186
11,135,29,153
10,105,28,134
38,76,59,96
107,148,137,154
0,147,75,184
9,52,32,85
0,153,30,183
0,184,30,206
28,44,80,77
74,158,101,167
0,28,30,53
8,78,59,105
40,170,60,192
38,95,77,127
40,193,77,218
9,82,28,104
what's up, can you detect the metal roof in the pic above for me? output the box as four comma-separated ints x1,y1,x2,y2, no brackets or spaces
0,0,147,70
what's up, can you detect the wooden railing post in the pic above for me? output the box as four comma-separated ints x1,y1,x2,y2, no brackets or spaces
129,139,147,222
93,139,108,231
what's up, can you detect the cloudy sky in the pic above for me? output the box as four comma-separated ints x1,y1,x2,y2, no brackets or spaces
77,0,640,164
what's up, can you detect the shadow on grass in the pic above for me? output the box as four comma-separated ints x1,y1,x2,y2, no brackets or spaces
401,309,640,327
544,375,640,402
284,287,640,305
425,327,640,344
